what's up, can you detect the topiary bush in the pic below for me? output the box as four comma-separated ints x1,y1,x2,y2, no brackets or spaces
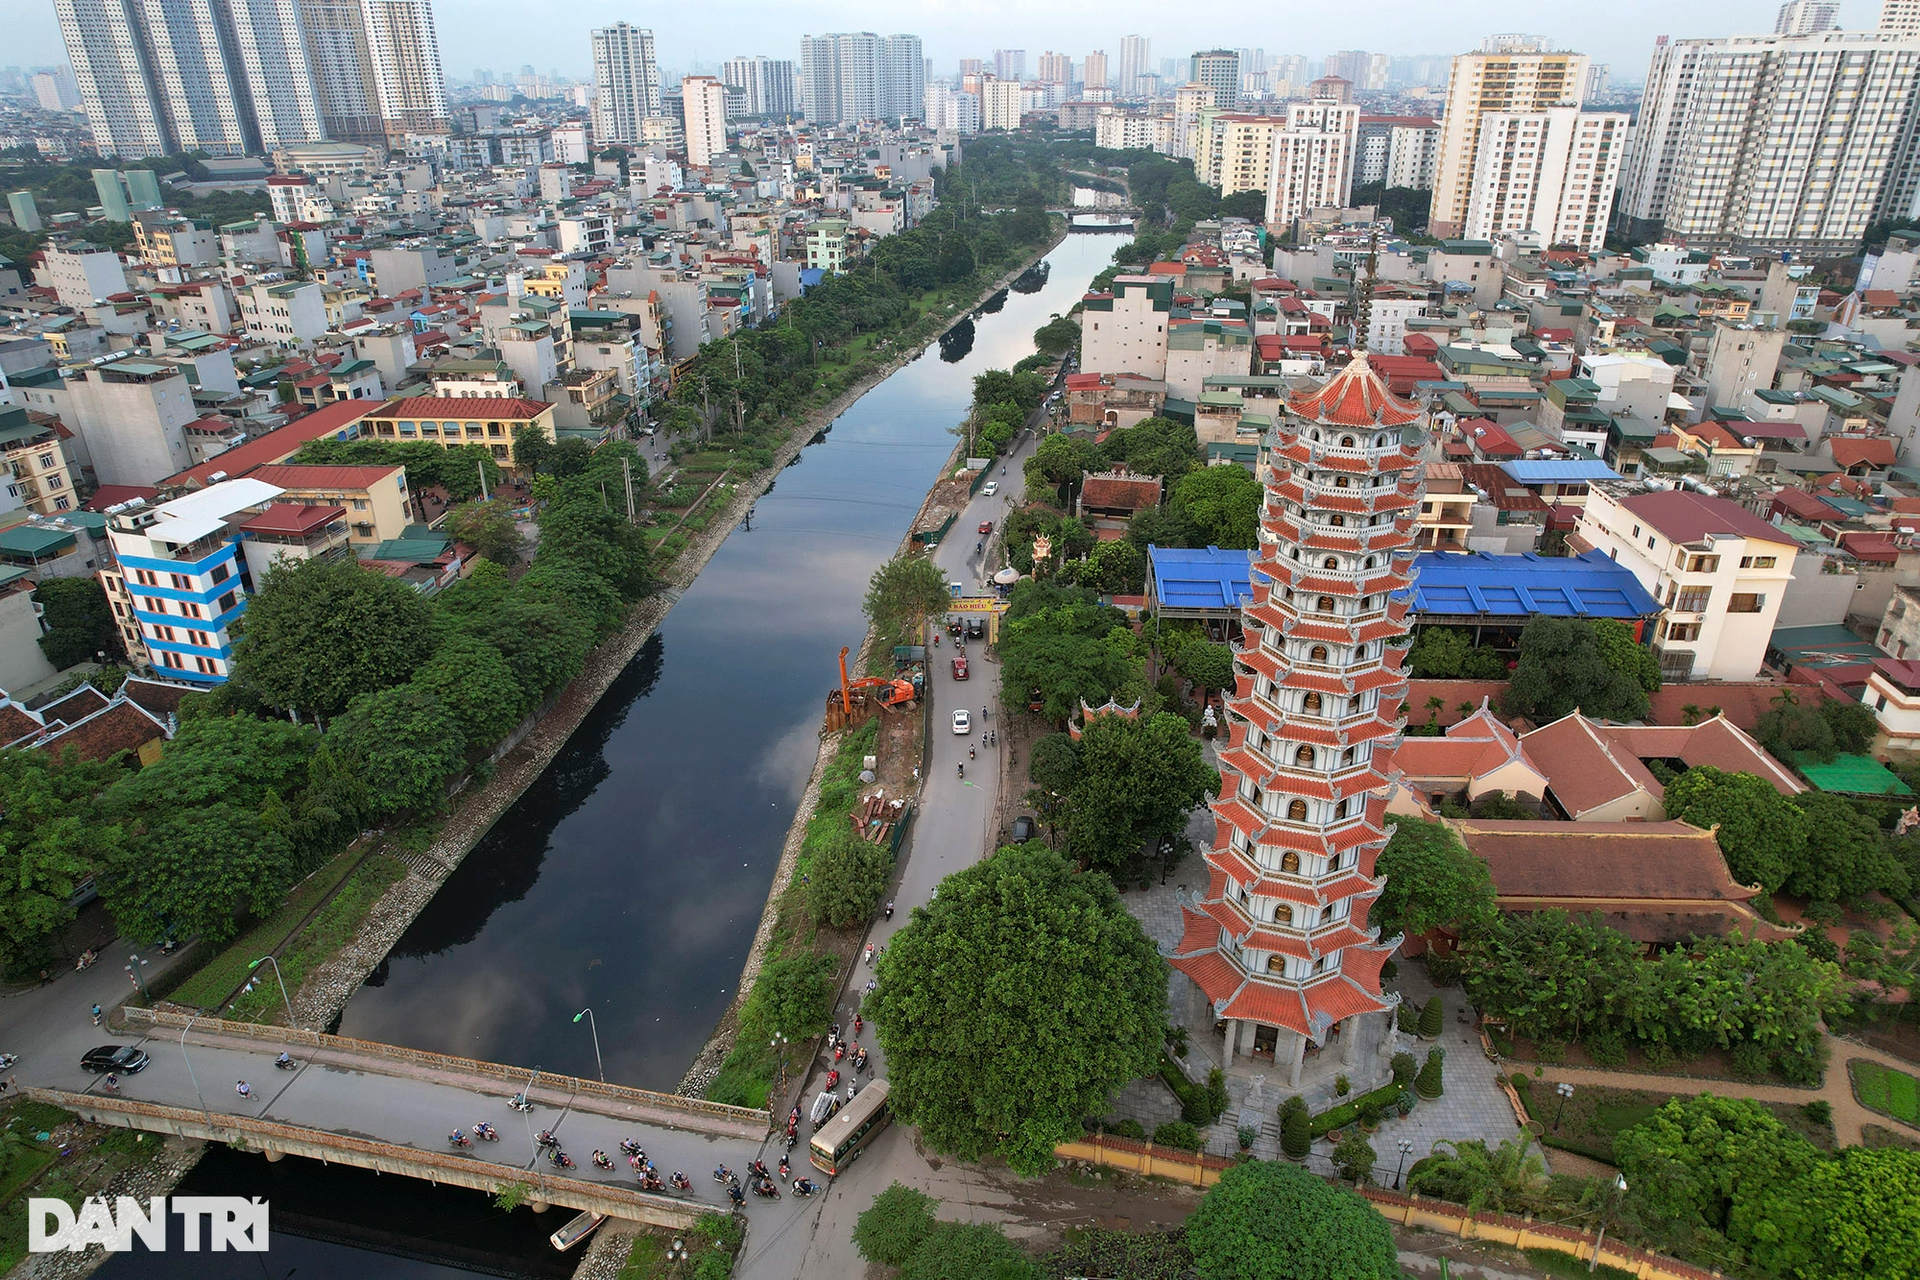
1357,1097,1385,1127
1108,1118,1145,1140
1395,1090,1414,1117
1332,1131,1377,1184
1397,1003,1419,1035
1391,1051,1418,1086
1281,1103,1312,1160
1335,1074,1351,1097
1415,1047,1445,1099
1418,995,1444,1039
1153,1121,1203,1151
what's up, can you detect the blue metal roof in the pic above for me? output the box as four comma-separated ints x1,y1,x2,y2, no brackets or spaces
1403,550,1659,619
1499,458,1622,484
1148,545,1252,611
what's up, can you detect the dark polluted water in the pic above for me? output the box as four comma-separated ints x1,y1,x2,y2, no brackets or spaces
331,232,1130,1091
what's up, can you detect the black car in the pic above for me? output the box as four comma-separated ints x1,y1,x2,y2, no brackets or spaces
1011,816,1037,843
80,1045,149,1075
966,617,984,639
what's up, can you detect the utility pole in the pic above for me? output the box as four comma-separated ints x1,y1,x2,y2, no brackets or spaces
478,458,489,500
621,455,636,520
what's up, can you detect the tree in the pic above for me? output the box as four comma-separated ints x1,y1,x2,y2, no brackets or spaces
232,556,435,719
102,803,296,946
108,714,315,817
1060,712,1217,874
1026,432,1095,497
997,586,1142,724
853,1182,938,1267
410,635,526,750
1504,616,1653,723
512,425,552,475
1032,315,1079,355
1592,618,1661,693
1184,1160,1399,1280
33,577,120,668
1613,1095,1819,1248
1170,637,1234,703
1786,792,1909,904
898,1221,1040,1280
867,844,1166,1174
1168,465,1261,549
1414,1048,1445,1098
327,686,466,818
464,594,595,697
1280,1101,1311,1160
737,952,837,1044
1457,911,1642,1046
1332,1133,1376,1184
0,751,125,970
1754,690,1880,766
1664,767,1809,892
805,826,891,928
536,487,650,598
443,499,526,567
863,554,952,645
1418,996,1444,1038
1371,817,1496,938
1406,1134,1549,1216
1748,1146,1920,1280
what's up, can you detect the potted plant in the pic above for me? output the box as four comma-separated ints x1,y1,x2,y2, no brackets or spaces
1237,1124,1256,1152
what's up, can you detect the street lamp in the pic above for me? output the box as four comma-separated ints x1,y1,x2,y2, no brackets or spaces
178,1013,210,1124
1590,1174,1628,1272
1554,1082,1575,1132
125,954,149,1001
248,957,296,1029
573,1009,604,1082
1393,1138,1415,1190
770,1033,789,1093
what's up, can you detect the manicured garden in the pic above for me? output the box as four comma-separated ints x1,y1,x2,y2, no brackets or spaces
1511,1075,1834,1163
1850,1058,1920,1124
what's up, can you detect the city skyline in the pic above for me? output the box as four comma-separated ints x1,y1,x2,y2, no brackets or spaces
10,0,1855,85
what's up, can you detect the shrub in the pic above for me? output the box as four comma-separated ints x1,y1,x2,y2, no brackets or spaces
1729,1041,1770,1080
1153,1121,1202,1151
1803,1099,1833,1127
1426,951,1465,986
1397,1003,1419,1035
1357,1097,1385,1126
1585,1029,1627,1069
1395,1091,1414,1117
1335,1074,1351,1096
853,1182,939,1267
1281,1103,1312,1159
1536,1041,1567,1065
1418,996,1444,1038
1207,1067,1229,1119
1159,1057,1228,1125
1391,1051,1418,1086
1238,1125,1256,1150
1333,1132,1377,1184
1108,1118,1146,1140
1775,1043,1826,1086
1415,1048,1445,1099
1641,1040,1674,1069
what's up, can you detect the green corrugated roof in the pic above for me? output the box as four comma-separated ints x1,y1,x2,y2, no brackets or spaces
1794,753,1914,796
0,526,76,556
368,538,449,562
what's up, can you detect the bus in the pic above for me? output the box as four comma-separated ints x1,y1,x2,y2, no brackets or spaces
808,1079,891,1178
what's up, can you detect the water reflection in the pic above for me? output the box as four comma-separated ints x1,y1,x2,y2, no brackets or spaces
1009,261,1050,294
938,317,975,363
333,234,1129,1088
979,287,1007,314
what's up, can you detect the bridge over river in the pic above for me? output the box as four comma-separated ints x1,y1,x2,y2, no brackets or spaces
63,1009,772,1227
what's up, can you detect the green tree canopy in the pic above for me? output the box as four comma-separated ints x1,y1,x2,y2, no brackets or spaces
410,634,525,751
863,553,952,644
804,825,891,928
1058,711,1216,874
327,686,466,818
232,556,435,719
1748,1146,1920,1280
1184,1160,1400,1280
1786,792,1909,904
1503,616,1653,723
1663,766,1809,892
867,843,1167,1174
853,1182,939,1268
0,750,125,970
443,498,526,568
1614,1095,1819,1248
998,583,1142,722
104,802,297,946
1168,465,1262,549
898,1221,1040,1280
1407,628,1508,681
1372,817,1496,938
33,577,120,668
1753,690,1879,765
1032,315,1079,355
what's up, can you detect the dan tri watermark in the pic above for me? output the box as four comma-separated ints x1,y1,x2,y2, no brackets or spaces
30,1196,269,1252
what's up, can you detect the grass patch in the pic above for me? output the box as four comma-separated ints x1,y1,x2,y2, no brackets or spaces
0,1099,170,1271
617,1231,666,1278
1521,1246,1636,1280
1515,1076,1836,1161
1863,1122,1920,1151
1851,1058,1920,1123
222,855,405,1024
168,846,367,1009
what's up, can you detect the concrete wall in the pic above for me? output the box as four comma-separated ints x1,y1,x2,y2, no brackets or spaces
1775,550,1861,629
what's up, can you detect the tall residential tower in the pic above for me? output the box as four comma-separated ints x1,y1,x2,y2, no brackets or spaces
591,23,662,145
1428,36,1588,239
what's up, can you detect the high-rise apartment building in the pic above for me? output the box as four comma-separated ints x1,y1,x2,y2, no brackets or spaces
880,35,926,120
1118,35,1150,97
592,23,662,145
1084,50,1109,89
1428,39,1587,238
358,0,447,138
801,33,922,124
981,79,1023,132
925,86,980,134
1622,29,1920,254
723,57,798,119
994,49,1026,82
1775,0,1841,33
1323,50,1372,87
682,76,728,166
1168,355,1417,1087
1461,108,1626,251
1036,52,1070,86
1885,0,1920,37
1190,50,1240,109
1264,99,1361,226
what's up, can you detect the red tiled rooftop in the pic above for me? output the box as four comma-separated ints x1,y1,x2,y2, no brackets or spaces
241,502,345,536
371,396,551,419
162,399,376,490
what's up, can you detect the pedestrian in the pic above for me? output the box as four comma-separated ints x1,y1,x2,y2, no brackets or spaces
235,1080,251,1099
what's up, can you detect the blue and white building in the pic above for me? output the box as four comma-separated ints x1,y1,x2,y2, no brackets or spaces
103,479,283,683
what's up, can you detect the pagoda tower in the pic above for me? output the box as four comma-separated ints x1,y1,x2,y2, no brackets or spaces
1169,352,1423,1086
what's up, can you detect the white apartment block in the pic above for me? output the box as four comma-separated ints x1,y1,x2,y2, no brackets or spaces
1885,0,1920,37
682,76,728,167
592,23,661,144
1386,123,1440,190
1461,108,1626,253
1776,1,1840,33
60,358,198,489
1080,276,1174,379
1197,115,1280,196
1264,100,1360,228
925,88,980,135
723,56,798,119
43,243,127,309
1575,485,1796,682
360,0,445,135
1094,108,1171,152
1170,84,1212,160
1429,45,1588,239
982,80,1023,132
1623,31,1920,254
239,280,327,347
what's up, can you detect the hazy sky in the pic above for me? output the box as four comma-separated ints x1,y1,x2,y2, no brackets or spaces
6,0,1854,84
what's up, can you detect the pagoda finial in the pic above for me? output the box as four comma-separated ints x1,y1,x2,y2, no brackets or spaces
1353,222,1380,355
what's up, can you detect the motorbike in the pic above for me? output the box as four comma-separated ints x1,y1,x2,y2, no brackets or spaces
619,1138,644,1158
548,1150,575,1170
507,1094,534,1113
751,1179,780,1200
0,1054,17,1071
76,950,98,972
727,1183,745,1207
968,744,975,759
957,761,964,778
274,1057,297,1070
592,1152,615,1171
777,1157,790,1181
669,1171,692,1192
638,1173,664,1192
854,1015,864,1036
783,1129,799,1151
793,1179,818,1198
449,1132,472,1149
712,1166,736,1185
884,901,894,920
825,1068,840,1091
863,943,875,966
537,1130,559,1149
749,1160,770,1181
472,1123,498,1141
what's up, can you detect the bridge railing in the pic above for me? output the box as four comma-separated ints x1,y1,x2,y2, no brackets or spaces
28,1087,707,1228
120,1007,771,1133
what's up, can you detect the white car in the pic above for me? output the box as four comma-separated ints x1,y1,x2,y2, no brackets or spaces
951,709,972,735
981,481,999,496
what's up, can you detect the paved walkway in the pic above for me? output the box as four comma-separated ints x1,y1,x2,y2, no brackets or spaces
1528,1033,1920,1148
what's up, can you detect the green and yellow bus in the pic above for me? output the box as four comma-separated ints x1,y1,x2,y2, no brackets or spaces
808,1078,891,1178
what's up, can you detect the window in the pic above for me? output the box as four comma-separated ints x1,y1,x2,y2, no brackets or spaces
1664,621,1702,642
1727,592,1764,614
210,562,229,584
1739,555,1777,569
1285,801,1308,824
1274,903,1292,924
170,574,190,590
1685,554,1720,574
218,591,237,613
1308,644,1329,662
144,597,165,613
1674,587,1711,613
1295,745,1315,766
1280,848,1302,871
1303,692,1323,714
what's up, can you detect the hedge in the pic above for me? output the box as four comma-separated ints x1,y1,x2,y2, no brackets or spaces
1159,1056,1229,1125
1310,1080,1407,1138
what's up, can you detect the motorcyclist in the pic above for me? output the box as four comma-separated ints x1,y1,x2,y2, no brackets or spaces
275,1052,291,1067
537,1129,558,1148
778,1155,791,1180
450,1129,468,1145
474,1122,495,1140
102,1073,119,1091
669,1170,692,1190
794,1177,817,1196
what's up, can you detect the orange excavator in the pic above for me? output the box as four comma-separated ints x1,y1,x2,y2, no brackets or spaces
838,646,916,713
